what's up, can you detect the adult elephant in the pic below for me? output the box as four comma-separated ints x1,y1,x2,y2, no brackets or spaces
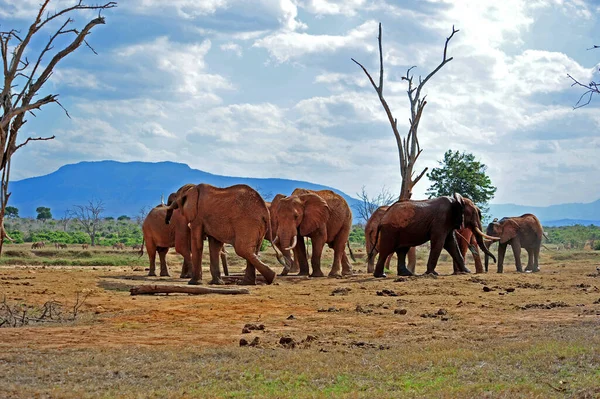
165,184,278,285
365,205,416,274
273,188,353,277
370,194,498,277
484,214,543,273
142,187,229,278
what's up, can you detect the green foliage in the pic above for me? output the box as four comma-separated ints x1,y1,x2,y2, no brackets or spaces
5,206,18,218
349,225,365,244
426,150,496,214
35,206,52,221
545,225,600,249
104,217,114,221
5,230,23,243
30,230,90,244
117,215,131,221
261,240,268,252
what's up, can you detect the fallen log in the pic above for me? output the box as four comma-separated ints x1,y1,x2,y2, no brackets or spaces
130,285,250,296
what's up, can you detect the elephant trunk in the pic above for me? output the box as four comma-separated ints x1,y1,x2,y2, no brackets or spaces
475,231,496,264
278,233,295,275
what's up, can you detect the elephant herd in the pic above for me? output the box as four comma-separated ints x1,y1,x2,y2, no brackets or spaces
141,183,546,285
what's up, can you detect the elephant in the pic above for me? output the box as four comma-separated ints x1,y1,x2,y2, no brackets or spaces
273,188,354,277
484,214,543,273
143,187,228,278
82,244,89,250
365,205,416,274
369,193,499,277
112,242,125,250
165,183,278,285
452,227,485,274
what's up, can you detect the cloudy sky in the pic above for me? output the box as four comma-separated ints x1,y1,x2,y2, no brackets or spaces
2,0,599,206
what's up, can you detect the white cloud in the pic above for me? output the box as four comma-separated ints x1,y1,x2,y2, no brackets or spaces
299,0,367,16
220,42,243,57
254,20,378,63
115,37,233,97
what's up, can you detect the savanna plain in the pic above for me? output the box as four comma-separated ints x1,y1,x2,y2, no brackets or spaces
0,244,599,398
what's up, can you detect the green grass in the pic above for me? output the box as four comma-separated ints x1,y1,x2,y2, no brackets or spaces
1,333,598,398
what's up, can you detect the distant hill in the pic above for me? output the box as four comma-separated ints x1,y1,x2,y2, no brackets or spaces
9,160,364,221
8,160,600,227
489,201,600,227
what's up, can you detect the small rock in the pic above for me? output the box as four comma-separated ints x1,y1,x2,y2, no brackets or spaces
239,338,249,346
279,336,296,348
394,308,407,315
394,277,407,282
437,308,447,315
241,327,251,334
376,289,398,297
331,287,351,296
441,316,449,321
506,287,515,293
483,286,493,292
304,335,317,342
286,315,296,320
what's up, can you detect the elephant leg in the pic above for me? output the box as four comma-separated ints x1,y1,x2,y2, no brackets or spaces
310,235,326,278
241,260,256,285
396,248,413,276
532,246,541,272
374,234,395,278
180,256,192,279
208,236,224,285
384,253,392,270
366,241,377,274
407,247,416,274
341,251,354,276
425,236,446,275
146,241,157,277
220,249,229,276
188,228,204,285
511,241,523,272
497,244,507,273
328,239,344,277
294,235,309,276
524,248,534,272
445,233,469,274
157,247,170,277
236,240,276,285
470,234,484,274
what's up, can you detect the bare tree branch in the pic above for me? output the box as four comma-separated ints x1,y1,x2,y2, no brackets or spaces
70,200,105,246
0,1,116,255
353,23,458,200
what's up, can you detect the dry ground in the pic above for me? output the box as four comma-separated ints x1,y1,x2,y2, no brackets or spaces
0,244,599,398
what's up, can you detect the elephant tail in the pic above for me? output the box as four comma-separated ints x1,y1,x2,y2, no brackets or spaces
347,241,356,262
367,225,381,265
542,231,549,241
138,237,145,258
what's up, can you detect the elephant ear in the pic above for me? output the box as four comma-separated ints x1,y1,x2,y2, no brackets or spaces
451,193,465,230
298,193,330,236
500,219,520,243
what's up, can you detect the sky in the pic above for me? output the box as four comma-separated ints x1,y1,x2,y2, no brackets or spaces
1,0,599,206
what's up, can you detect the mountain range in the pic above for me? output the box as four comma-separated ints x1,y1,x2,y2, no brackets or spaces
7,160,600,226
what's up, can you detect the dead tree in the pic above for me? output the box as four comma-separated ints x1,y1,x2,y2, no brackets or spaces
568,45,599,108
354,185,397,224
0,1,116,254
352,23,458,201
70,199,104,246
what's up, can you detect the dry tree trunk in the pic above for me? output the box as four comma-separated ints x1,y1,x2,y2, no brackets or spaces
130,285,250,296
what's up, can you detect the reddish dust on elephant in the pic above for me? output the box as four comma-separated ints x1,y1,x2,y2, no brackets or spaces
273,188,354,278
371,194,498,277
165,183,277,286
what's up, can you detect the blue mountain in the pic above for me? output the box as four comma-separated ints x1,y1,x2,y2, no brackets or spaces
9,160,364,221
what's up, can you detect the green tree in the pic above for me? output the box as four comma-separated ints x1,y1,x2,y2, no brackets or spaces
36,207,52,222
426,150,497,215
117,215,131,221
5,206,18,218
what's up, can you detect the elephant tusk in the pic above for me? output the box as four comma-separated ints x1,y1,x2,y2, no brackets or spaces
475,227,500,241
273,236,279,245
284,235,297,251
